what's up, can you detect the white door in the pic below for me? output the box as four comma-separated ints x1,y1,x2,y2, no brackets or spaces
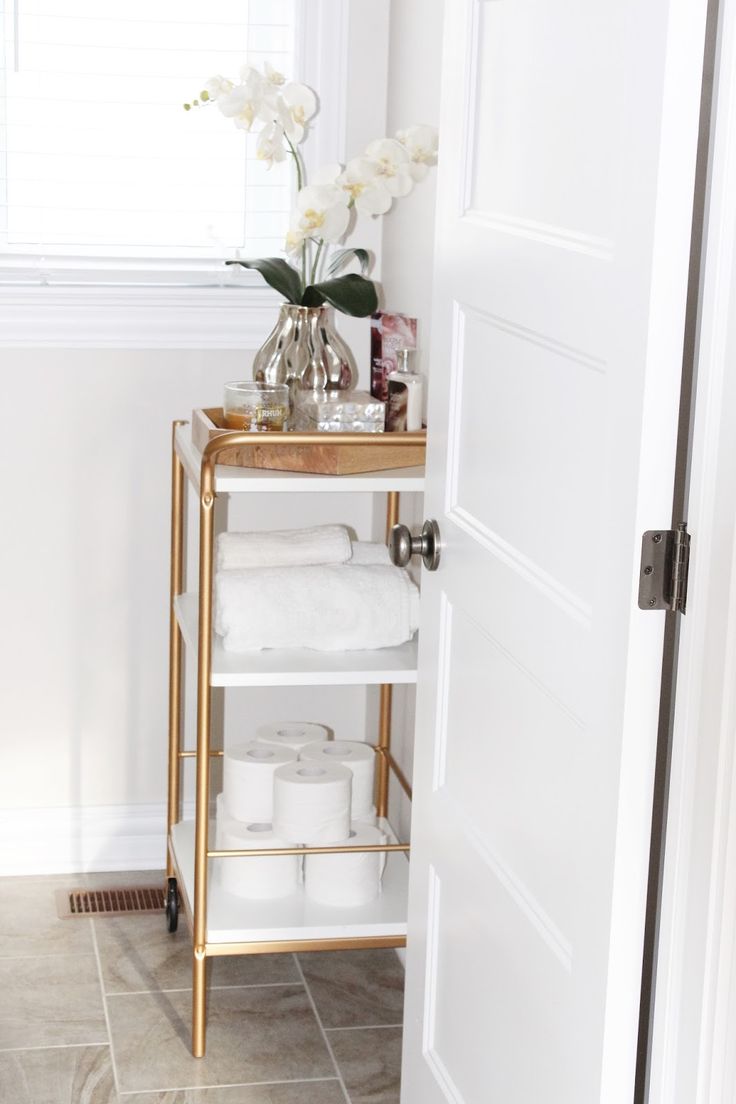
401,1,708,1101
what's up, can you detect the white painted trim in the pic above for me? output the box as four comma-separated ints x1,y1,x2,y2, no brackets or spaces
0,803,196,875
0,285,281,349
298,0,349,168
649,0,736,1098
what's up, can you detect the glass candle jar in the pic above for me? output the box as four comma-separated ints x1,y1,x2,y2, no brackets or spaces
223,381,289,432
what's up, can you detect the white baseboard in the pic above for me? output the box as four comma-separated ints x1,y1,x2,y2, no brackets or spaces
0,803,194,876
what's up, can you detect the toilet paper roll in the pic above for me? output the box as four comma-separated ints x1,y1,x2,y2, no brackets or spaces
352,805,378,828
304,822,387,907
272,760,352,844
223,741,296,822
299,741,376,819
215,794,300,900
256,721,330,753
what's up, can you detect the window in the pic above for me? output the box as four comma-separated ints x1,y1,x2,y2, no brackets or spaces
0,1,383,347
0,0,303,286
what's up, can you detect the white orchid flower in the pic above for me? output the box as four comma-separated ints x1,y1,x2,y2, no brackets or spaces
256,121,287,169
294,184,350,243
238,64,264,89
338,157,392,215
364,138,414,197
189,59,439,309
264,61,286,88
217,65,278,129
216,83,260,129
285,226,308,256
254,74,283,123
396,124,439,181
280,83,317,143
203,75,233,102
256,93,282,125
235,64,282,121
312,162,344,187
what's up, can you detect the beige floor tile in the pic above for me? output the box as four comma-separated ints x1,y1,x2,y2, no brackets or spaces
0,955,107,1049
0,876,93,958
118,1080,346,1103
0,1044,116,1104
328,1027,402,1104
94,916,300,994
299,950,404,1029
108,986,334,1094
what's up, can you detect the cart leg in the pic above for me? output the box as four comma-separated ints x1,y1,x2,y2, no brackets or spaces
376,685,393,819
192,944,207,1058
377,492,400,819
167,422,187,880
191,455,217,1056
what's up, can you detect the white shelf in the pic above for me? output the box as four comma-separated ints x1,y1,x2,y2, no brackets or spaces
170,818,409,945
174,423,425,494
174,593,419,687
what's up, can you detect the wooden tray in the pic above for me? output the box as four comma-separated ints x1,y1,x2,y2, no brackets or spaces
191,408,426,475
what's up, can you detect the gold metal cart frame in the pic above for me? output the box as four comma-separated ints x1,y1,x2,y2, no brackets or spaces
166,422,423,1057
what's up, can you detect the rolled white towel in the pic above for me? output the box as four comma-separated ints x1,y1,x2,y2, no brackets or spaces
216,524,352,571
348,541,391,566
216,564,420,652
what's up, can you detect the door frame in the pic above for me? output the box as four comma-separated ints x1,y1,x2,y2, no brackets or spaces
649,0,736,1097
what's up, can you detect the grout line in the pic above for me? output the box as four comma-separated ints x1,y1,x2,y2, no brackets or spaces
89,918,122,1100
0,1042,110,1054
116,1076,342,1096
0,950,98,961
103,981,305,998
293,953,352,1104
324,1023,404,1032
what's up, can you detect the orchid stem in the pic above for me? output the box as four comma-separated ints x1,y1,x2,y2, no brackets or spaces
300,243,308,294
284,132,307,289
311,239,324,286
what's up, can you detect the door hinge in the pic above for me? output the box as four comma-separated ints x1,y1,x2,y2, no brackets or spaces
638,523,690,613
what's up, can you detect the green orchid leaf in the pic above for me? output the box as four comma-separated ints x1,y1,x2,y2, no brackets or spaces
225,258,302,305
302,274,378,317
301,285,326,307
326,247,371,278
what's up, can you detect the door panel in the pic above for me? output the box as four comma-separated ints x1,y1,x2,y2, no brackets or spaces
423,853,575,1102
449,301,605,604
401,0,708,1100
468,1,620,242
438,599,580,937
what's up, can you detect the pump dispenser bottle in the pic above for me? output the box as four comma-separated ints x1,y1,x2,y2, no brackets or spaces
386,348,424,431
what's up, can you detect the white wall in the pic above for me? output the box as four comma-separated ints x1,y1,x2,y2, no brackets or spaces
378,0,444,842
0,348,243,811
0,346,379,871
382,0,444,381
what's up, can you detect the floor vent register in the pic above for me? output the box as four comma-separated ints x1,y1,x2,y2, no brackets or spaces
56,886,164,918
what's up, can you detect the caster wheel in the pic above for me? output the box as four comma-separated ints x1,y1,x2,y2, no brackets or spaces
165,877,179,933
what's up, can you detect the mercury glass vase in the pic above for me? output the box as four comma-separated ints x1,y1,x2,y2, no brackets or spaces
252,304,356,396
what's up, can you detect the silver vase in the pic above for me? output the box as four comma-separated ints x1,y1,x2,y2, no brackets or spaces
252,305,356,397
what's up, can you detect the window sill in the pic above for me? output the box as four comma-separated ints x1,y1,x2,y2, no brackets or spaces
0,284,283,349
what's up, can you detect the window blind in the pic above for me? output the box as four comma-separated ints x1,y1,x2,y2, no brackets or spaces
0,0,299,283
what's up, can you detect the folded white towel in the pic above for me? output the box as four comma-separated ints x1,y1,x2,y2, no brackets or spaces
216,564,420,652
348,541,391,566
216,524,352,571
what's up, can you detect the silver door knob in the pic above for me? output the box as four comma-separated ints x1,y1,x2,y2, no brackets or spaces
389,520,441,571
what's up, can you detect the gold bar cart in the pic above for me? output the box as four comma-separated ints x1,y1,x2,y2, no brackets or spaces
165,421,425,1057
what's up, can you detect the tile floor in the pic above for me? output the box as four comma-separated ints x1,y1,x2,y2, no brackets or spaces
0,870,404,1104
